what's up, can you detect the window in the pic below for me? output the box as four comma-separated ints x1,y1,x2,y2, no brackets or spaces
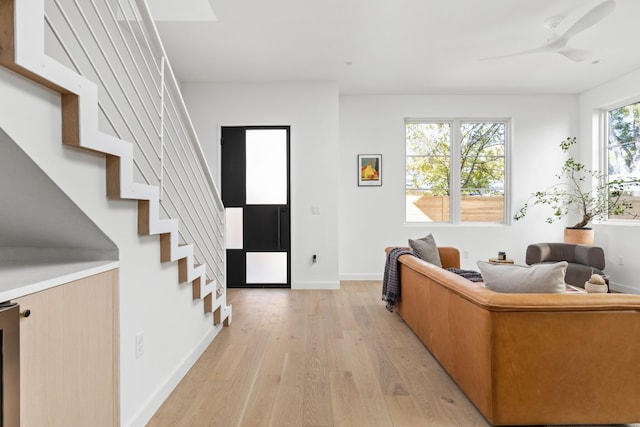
606,100,640,220
405,119,508,223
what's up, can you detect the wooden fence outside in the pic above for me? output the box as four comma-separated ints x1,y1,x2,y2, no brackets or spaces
413,195,640,222
413,195,504,222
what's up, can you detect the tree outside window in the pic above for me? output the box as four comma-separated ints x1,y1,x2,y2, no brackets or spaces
608,101,640,220
405,120,508,223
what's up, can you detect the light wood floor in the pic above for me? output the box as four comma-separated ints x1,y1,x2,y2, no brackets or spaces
147,281,489,426
148,281,640,427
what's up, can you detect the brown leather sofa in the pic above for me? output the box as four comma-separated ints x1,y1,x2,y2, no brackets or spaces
390,246,640,426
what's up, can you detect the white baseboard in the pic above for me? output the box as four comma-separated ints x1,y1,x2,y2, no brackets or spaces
292,281,340,289
609,282,640,295
125,323,224,427
339,274,382,281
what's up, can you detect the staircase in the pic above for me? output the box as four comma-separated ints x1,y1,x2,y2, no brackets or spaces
0,0,231,325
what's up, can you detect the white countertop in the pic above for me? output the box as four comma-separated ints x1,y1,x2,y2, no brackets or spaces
0,259,119,301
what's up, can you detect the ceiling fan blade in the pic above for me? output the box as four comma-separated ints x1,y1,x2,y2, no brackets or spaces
558,0,615,43
556,47,589,62
481,45,550,61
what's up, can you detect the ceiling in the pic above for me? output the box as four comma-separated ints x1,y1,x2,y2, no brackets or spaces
149,0,640,95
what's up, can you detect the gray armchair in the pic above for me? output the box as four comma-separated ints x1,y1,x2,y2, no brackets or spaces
525,243,605,288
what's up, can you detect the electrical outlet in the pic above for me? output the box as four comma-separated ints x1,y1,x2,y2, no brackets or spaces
135,331,144,359
618,256,624,266
463,250,469,259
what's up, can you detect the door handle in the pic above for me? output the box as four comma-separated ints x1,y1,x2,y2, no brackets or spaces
277,206,288,250
277,208,281,249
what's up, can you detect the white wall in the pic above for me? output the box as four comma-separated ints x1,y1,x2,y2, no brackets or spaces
0,68,221,426
579,68,640,294
339,94,579,277
0,127,117,259
182,82,340,289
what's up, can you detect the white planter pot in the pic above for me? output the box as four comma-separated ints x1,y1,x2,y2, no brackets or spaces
584,282,608,293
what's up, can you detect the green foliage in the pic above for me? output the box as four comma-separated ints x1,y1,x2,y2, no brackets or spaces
460,122,504,195
406,122,451,196
514,137,640,228
406,122,505,196
608,103,640,173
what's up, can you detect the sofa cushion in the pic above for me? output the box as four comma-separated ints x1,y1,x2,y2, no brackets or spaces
409,234,442,267
477,260,568,294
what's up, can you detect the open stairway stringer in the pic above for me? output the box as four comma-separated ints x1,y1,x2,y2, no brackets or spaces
0,0,231,326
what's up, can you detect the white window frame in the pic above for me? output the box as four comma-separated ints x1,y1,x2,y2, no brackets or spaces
404,118,511,225
600,98,640,225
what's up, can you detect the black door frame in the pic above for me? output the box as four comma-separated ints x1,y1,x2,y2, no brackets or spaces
221,125,291,288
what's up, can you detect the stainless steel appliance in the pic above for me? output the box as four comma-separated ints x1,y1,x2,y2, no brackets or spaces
0,302,19,427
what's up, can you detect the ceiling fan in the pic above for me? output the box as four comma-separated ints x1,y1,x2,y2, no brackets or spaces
485,0,616,63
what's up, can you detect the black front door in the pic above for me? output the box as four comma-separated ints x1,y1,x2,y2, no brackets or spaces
221,126,291,288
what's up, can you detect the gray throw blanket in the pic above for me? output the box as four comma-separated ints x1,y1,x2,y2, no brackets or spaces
446,267,484,282
382,247,419,311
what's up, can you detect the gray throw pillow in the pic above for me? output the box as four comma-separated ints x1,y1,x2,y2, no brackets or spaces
409,234,442,267
476,260,568,294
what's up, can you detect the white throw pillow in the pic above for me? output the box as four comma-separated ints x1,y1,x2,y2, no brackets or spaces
409,234,442,267
476,261,568,294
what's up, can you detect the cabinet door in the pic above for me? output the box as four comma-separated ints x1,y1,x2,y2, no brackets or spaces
16,269,119,427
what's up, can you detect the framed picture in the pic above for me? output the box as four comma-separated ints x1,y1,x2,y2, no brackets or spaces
358,154,382,186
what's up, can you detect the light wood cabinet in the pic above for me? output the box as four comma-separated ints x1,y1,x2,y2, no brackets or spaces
15,269,119,426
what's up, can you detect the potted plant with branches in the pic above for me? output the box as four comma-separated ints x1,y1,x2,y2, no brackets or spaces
514,137,640,244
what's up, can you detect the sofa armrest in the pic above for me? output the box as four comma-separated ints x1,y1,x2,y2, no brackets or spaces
574,245,605,270
438,247,460,269
525,243,544,265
